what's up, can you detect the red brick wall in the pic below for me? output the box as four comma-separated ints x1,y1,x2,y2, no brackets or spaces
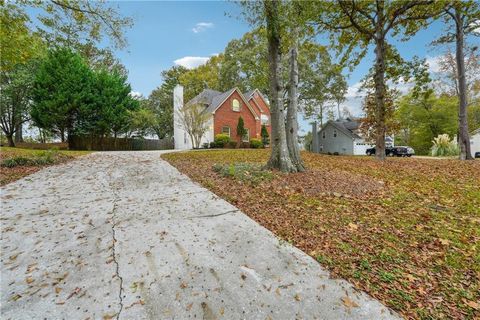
213,90,259,141
251,93,271,137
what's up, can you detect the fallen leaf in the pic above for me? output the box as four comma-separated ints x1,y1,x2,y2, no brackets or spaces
294,293,301,301
348,223,358,231
341,296,359,308
186,303,193,311
465,300,479,310
26,277,34,284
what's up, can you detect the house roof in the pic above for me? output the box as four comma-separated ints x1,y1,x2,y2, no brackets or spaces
321,119,362,140
186,89,222,107
186,87,261,119
205,88,236,114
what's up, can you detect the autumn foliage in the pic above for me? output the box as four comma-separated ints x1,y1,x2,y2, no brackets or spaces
163,149,480,319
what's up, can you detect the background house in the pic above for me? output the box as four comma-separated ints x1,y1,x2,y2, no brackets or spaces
470,128,480,155
311,119,394,156
173,85,270,150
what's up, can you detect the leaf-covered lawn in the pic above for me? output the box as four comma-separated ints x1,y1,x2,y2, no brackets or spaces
163,149,480,319
0,147,91,186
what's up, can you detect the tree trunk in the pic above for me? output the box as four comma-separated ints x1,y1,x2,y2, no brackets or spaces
373,7,387,161
14,122,23,143
6,134,15,147
286,45,305,171
60,129,65,143
454,8,473,160
264,0,295,172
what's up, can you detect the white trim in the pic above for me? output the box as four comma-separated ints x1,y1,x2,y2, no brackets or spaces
248,89,270,111
248,96,264,113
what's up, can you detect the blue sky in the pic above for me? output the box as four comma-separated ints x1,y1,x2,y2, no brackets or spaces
26,1,462,133
111,1,455,133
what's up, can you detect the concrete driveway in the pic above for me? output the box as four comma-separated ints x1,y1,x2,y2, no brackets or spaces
1,151,400,319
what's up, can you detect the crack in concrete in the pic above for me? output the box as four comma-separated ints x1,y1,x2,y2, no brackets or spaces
108,178,124,320
188,209,239,219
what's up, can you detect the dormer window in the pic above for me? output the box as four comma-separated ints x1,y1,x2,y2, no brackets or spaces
232,99,240,112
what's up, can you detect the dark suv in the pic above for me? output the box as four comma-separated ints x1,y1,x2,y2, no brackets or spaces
366,146,415,157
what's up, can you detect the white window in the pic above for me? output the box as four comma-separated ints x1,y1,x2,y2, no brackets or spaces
261,114,269,125
222,126,231,137
333,129,337,138
232,99,240,112
242,128,250,142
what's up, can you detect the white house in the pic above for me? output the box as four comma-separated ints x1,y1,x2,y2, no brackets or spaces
470,128,480,155
312,119,394,156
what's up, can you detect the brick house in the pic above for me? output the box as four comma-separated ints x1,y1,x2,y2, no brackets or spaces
173,85,271,149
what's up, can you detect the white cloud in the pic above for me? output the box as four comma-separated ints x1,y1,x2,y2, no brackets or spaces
129,91,143,99
345,81,364,99
192,22,214,33
173,56,210,69
426,55,442,73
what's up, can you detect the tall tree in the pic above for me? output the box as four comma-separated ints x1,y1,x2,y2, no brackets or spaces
147,66,188,139
434,0,480,160
0,62,37,147
31,48,94,142
263,0,295,172
316,0,438,160
286,37,305,171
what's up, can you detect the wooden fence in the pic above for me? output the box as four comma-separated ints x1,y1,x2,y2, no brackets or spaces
69,135,173,151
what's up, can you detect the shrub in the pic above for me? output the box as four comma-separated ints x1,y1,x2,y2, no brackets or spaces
202,142,210,149
212,163,273,185
213,134,231,148
261,125,270,147
0,148,61,167
1,157,32,168
250,138,263,149
431,134,459,157
227,141,237,149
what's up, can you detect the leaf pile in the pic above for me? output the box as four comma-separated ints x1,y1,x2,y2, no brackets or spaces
163,149,480,320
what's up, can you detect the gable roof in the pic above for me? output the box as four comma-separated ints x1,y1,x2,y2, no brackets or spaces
205,88,236,114
186,87,260,119
320,119,362,140
244,89,270,110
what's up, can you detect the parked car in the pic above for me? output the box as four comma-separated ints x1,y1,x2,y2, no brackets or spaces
366,147,393,156
390,146,415,157
366,146,415,157
475,151,480,159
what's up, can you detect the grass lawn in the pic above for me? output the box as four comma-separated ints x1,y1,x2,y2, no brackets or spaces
0,147,91,186
163,149,480,320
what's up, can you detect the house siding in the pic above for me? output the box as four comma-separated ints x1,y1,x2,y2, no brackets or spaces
471,132,480,154
213,90,258,142
317,123,354,155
